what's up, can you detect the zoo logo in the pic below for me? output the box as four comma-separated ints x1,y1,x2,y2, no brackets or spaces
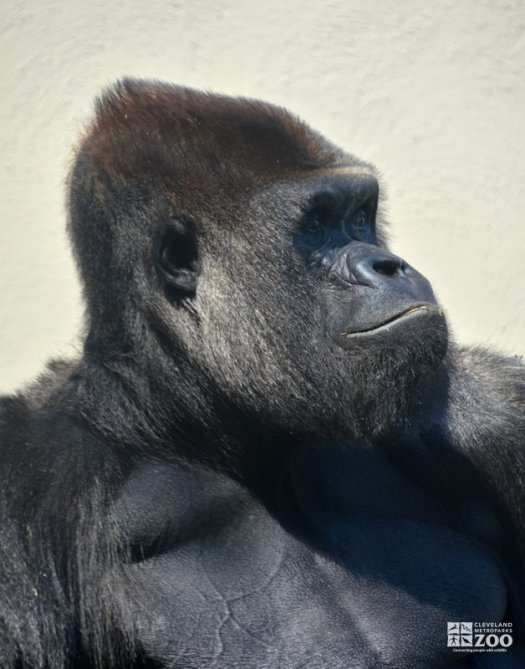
447,622,513,652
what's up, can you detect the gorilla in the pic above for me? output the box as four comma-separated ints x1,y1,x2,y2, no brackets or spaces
1,78,524,669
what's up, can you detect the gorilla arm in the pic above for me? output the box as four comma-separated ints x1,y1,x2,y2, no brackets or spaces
444,348,525,576
443,347,525,494
420,347,525,534
381,346,525,625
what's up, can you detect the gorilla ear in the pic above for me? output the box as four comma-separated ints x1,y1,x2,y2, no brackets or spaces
157,218,201,296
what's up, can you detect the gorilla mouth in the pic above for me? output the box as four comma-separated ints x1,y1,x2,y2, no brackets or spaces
341,304,445,337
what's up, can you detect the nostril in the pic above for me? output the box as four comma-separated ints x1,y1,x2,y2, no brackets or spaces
372,258,403,277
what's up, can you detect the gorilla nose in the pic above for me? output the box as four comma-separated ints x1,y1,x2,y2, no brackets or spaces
368,256,407,279
349,246,436,302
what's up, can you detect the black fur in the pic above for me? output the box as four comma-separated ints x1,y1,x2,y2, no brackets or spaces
1,79,524,668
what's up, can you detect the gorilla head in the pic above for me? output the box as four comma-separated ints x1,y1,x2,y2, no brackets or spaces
68,79,447,447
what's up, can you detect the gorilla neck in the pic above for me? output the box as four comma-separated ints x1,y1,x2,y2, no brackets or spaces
60,327,447,482
55,344,290,480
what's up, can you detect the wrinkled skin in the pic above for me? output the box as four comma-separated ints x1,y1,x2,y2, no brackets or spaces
1,80,524,669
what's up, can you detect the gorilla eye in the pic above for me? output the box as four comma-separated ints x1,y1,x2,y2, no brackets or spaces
343,205,375,242
303,213,322,232
302,203,334,233
351,208,368,231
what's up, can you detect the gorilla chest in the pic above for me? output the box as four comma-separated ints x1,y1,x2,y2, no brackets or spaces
111,462,505,668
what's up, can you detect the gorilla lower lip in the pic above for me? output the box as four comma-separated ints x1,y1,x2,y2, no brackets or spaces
341,305,444,337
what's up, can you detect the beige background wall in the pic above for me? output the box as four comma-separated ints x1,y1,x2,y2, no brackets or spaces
1,0,524,394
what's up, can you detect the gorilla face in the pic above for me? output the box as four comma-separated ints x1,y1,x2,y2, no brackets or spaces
290,171,445,350
70,79,448,440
